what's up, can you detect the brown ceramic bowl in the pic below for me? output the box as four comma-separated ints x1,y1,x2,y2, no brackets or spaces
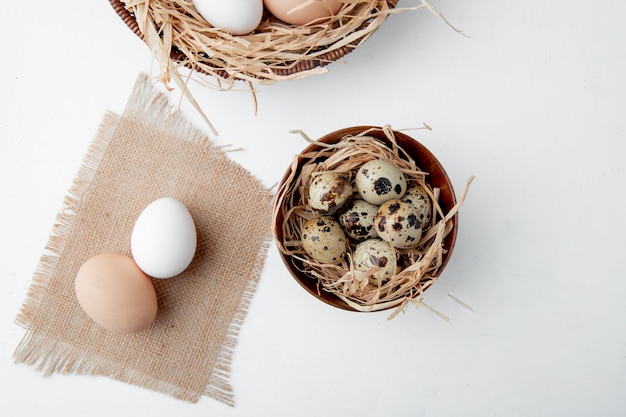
273,126,458,312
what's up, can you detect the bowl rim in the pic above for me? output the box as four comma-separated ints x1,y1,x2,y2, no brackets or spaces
273,126,458,312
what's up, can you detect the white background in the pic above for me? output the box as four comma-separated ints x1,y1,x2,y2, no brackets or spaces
2,1,625,416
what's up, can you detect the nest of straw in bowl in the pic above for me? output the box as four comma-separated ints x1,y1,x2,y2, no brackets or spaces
110,0,434,88
273,126,470,315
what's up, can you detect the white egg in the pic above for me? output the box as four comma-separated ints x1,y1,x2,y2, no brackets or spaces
193,0,264,35
131,197,197,279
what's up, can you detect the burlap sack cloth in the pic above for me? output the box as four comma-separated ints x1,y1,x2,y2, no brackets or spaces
13,74,273,406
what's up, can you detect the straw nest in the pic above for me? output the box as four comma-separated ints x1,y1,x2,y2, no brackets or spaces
111,0,448,88
273,126,472,315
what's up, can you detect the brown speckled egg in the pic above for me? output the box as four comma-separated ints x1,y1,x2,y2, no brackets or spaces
353,239,399,284
338,199,379,242
402,184,433,229
301,216,347,264
375,199,423,249
308,172,353,215
355,159,407,205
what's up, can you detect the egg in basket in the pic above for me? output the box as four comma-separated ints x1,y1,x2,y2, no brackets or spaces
109,0,453,87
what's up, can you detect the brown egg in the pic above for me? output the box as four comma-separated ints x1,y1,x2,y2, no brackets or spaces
75,253,158,334
264,0,343,26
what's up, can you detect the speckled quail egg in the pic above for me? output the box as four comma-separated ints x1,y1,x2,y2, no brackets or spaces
402,184,433,229
308,172,353,215
338,199,379,242
301,216,347,264
375,199,423,249
355,159,407,205
353,239,399,284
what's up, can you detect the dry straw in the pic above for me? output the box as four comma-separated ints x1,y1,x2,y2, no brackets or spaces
112,0,454,86
273,126,473,317
110,1,457,132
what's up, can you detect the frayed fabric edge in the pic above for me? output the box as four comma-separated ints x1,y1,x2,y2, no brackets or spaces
204,230,273,407
14,110,117,330
13,73,274,406
13,330,205,402
123,73,214,150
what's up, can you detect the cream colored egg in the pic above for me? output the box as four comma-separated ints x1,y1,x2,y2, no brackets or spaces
264,0,343,26
301,216,347,264
308,172,353,215
355,159,407,205
353,239,398,284
375,199,423,249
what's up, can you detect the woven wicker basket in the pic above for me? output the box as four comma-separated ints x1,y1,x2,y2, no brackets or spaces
109,0,401,86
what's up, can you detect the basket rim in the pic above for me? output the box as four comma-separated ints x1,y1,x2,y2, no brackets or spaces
108,0,399,81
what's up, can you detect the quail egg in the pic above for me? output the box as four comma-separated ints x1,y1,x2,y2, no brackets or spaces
338,199,379,241
402,184,433,229
375,199,423,249
353,239,399,284
355,159,407,205
301,216,347,264
308,172,353,215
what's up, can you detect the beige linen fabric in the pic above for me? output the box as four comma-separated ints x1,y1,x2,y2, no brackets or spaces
13,74,273,405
